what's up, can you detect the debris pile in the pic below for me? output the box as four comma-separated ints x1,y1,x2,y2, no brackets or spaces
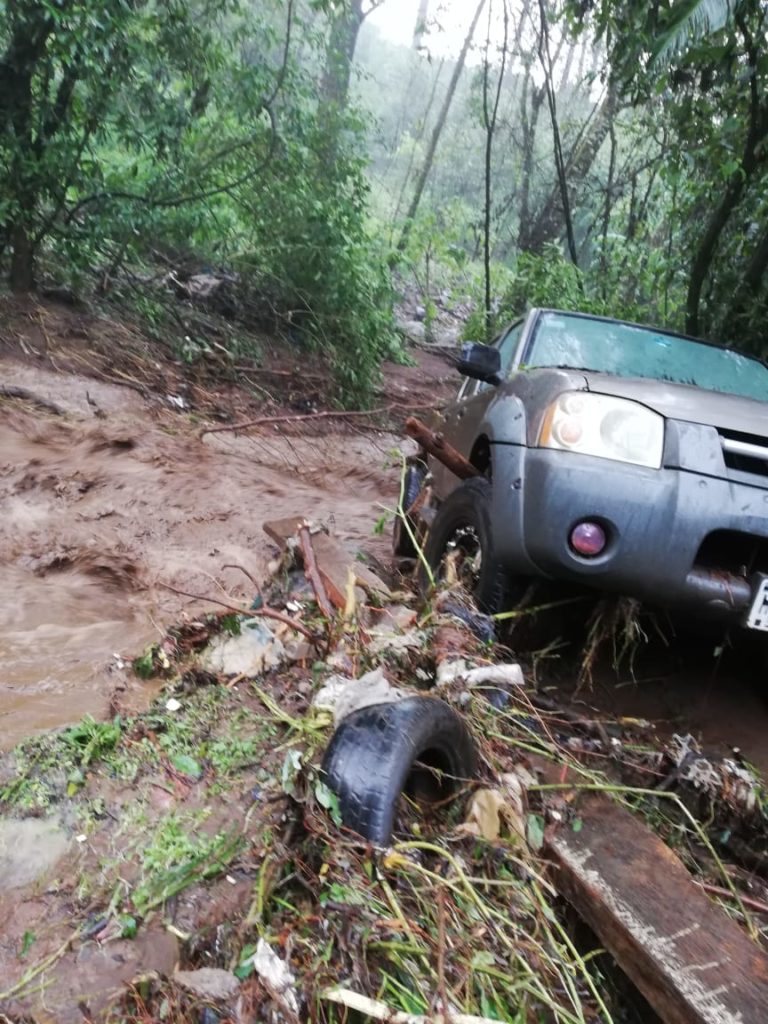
0,515,767,1024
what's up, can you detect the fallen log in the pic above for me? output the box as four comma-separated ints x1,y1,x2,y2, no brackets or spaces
545,795,768,1024
404,417,478,480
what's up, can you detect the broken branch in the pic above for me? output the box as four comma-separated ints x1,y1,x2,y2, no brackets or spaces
321,988,500,1024
297,524,335,621
200,402,439,438
0,386,65,416
697,881,768,916
156,581,317,643
404,417,479,480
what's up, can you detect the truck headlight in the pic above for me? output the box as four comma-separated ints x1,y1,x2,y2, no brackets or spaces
538,392,664,469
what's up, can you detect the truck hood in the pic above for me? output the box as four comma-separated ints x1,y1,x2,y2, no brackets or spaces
580,371,768,437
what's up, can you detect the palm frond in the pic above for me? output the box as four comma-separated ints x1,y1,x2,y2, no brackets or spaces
650,0,740,67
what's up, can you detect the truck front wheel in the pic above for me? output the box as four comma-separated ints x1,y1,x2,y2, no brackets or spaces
419,477,513,615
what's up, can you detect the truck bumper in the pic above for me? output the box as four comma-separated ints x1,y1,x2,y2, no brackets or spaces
491,444,768,619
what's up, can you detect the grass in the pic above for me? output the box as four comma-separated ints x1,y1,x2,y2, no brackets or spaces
3,568,768,1022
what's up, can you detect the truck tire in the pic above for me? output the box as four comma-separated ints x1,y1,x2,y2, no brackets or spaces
392,461,427,558
321,697,476,846
419,476,511,614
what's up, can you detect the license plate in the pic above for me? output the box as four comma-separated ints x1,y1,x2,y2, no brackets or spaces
747,578,768,631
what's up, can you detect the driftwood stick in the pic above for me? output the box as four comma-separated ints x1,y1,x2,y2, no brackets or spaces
404,416,479,480
156,581,318,643
200,402,439,438
0,386,65,416
297,523,335,621
697,881,768,916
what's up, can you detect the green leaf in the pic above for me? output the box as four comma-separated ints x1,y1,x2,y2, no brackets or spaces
314,779,342,826
19,931,35,959
650,0,740,67
170,753,202,779
133,649,156,679
526,813,545,852
281,750,303,797
234,943,257,979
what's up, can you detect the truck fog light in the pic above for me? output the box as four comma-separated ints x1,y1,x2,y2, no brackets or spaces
570,521,607,557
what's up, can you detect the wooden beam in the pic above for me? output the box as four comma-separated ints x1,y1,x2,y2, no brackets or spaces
545,796,768,1024
404,417,479,481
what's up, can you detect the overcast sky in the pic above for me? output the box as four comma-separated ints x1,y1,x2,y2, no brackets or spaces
367,0,497,59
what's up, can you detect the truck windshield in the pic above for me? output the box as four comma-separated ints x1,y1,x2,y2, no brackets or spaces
526,312,768,402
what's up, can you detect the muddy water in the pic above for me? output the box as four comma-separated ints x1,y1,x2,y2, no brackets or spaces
0,362,402,748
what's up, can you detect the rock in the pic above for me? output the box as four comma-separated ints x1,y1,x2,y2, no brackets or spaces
202,619,284,676
174,967,240,1001
0,818,70,890
430,324,461,348
397,319,426,344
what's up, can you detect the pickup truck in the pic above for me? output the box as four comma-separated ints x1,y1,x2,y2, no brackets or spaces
399,308,768,631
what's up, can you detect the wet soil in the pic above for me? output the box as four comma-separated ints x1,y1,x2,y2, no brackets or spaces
0,299,455,747
552,635,768,778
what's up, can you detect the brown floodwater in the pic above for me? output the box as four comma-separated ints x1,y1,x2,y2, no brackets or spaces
0,360,401,748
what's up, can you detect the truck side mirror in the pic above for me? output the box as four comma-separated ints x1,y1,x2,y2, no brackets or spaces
457,342,502,385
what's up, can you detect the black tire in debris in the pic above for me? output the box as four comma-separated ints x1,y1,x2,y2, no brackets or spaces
321,697,476,846
419,476,512,614
392,461,427,558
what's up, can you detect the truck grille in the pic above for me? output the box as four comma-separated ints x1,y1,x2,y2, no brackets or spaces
719,429,768,479
696,530,768,577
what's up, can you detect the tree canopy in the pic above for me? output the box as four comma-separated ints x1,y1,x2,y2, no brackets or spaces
2,0,768,398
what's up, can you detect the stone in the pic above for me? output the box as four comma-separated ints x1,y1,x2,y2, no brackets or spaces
0,818,70,890
174,967,240,1002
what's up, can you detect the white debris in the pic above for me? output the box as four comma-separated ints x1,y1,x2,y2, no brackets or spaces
313,666,411,724
250,938,299,1015
367,630,425,657
202,618,284,677
668,733,759,814
436,660,524,689
165,697,181,712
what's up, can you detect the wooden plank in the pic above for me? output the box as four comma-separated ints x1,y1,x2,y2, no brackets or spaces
310,531,391,608
545,796,768,1024
262,518,391,608
263,515,304,548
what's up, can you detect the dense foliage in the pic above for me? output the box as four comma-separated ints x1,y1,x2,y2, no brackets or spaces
2,0,768,396
0,0,396,401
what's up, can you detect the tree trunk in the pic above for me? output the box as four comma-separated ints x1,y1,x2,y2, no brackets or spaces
685,52,768,335
482,0,509,339
10,221,35,293
686,173,756,335
525,76,620,254
517,62,545,251
320,0,366,111
726,224,768,333
1,7,55,292
397,0,487,253
537,0,578,265
412,0,429,50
